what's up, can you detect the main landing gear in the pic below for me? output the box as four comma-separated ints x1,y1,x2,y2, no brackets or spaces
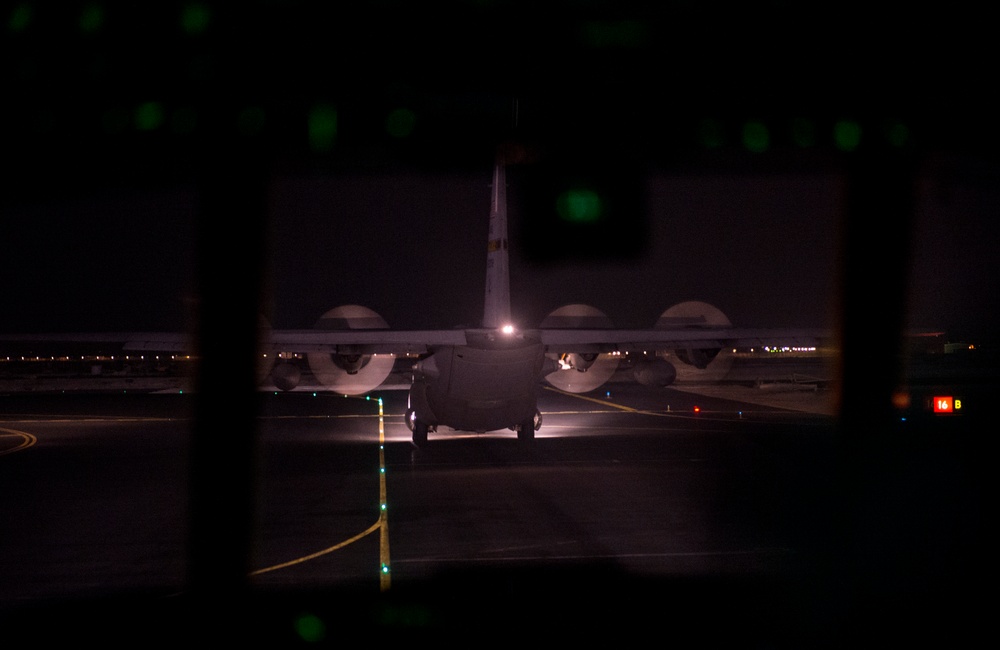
516,410,542,442
406,408,430,447
412,420,429,447
408,409,542,445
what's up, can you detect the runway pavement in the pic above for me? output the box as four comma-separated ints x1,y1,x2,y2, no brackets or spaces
0,383,987,645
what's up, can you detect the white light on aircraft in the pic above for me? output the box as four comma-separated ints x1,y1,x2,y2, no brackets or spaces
501,324,515,335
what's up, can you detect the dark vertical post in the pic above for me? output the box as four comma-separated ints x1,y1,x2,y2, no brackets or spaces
835,148,917,627
837,151,915,432
187,138,267,627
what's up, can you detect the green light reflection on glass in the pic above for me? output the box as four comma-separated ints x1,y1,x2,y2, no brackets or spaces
9,4,32,33
556,189,603,223
79,4,104,34
171,106,198,135
833,120,861,152
181,3,212,35
742,120,769,153
237,106,266,137
135,102,165,131
386,108,416,138
308,104,337,152
294,613,326,643
791,117,816,148
885,120,910,147
698,118,725,149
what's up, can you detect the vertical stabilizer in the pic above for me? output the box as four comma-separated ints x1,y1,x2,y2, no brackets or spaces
483,153,511,328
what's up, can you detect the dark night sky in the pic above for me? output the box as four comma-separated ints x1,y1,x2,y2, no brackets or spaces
3,156,996,344
3,3,997,343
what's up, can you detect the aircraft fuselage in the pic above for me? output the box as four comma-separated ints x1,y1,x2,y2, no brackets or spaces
408,330,544,435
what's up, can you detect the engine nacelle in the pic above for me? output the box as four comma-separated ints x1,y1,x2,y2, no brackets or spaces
271,361,302,391
674,347,721,370
307,305,395,395
656,301,734,382
559,352,599,371
542,304,620,394
632,358,677,387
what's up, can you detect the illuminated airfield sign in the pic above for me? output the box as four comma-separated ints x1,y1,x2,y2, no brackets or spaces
932,396,963,414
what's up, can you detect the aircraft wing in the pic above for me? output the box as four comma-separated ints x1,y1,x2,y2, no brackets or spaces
0,329,468,356
269,325,831,356
536,327,830,351
264,329,468,355
0,332,190,352
0,326,828,354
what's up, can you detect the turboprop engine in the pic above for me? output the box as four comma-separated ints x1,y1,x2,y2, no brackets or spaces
542,304,621,393
655,301,735,383
270,360,302,392
539,301,736,392
307,305,395,395
631,355,678,387
270,305,395,395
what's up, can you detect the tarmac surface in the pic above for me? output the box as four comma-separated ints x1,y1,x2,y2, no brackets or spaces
0,380,988,645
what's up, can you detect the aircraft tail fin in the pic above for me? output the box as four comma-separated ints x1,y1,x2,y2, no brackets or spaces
483,152,511,328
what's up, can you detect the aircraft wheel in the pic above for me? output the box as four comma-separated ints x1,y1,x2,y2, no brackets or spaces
517,417,535,442
412,420,429,447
